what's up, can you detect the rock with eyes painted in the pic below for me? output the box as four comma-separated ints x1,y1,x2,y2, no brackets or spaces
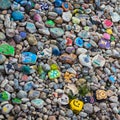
69,99,84,114
58,94,69,105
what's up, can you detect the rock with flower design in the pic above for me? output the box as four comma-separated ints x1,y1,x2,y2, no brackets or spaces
98,39,110,49
4,62,15,74
64,72,75,83
48,70,60,80
96,90,107,100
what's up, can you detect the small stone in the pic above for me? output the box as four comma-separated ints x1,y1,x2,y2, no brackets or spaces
14,35,22,43
50,28,64,38
31,99,44,108
0,0,11,9
2,104,13,114
21,52,37,64
0,54,6,64
79,112,87,117
34,14,42,22
72,17,80,24
45,20,55,27
26,22,37,33
98,39,110,49
0,91,10,101
12,98,22,104
84,103,93,114
24,81,34,92
66,47,75,54
106,28,113,35
94,106,100,112
27,34,37,45
78,30,90,39
76,48,87,55
60,53,77,64
75,37,84,47
62,11,72,22
48,116,56,120
103,19,113,28
19,32,26,39
52,47,61,56
0,32,6,40
54,8,63,15
21,65,31,75
12,11,24,21
48,70,60,79
0,43,15,56
29,90,40,99
6,29,15,37
109,96,118,103
110,12,120,22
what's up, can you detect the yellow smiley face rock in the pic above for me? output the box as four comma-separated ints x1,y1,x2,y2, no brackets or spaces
69,99,84,114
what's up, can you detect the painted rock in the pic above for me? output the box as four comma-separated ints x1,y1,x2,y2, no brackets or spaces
66,38,73,46
109,75,116,83
0,54,6,64
103,33,110,40
4,62,15,74
66,47,75,54
19,31,27,39
92,54,105,67
79,54,92,68
58,94,69,105
12,98,22,104
45,20,55,27
0,44,15,56
31,99,44,108
82,96,95,104
96,90,107,100
98,39,110,49
12,11,24,21
26,22,37,33
0,0,11,9
54,8,63,15
62,2,70,11
103,19,113,28
50,28,64,38
84,42,91,49
54,0,63,7
0,91,11,102
69,99,84,114
2,104,13,114
21,52,37,64
72,17,80,24
34,13,42,22
60,53,77,64
75,37,84,47
48,70,61,79
21,65,31,75
40,2,49,11
37,48,52,59
52,47,61,56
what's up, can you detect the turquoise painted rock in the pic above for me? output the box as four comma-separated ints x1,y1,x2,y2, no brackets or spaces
0,0,11,9
26,22,36,33
21,66,31,74
48,70,61,79
50,28,64,38
21,52,37,64
0,44,15,56
31,99,44,108
12,11,24,21
0,91,11,102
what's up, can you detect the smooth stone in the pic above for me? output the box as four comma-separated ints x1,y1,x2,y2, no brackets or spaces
50,28,64,38
84,103,93,114
109,96,118,103
19,32,27,39
21,52,37,64
62,11,72,22
48,116,56,120
0,32,6,40
2,104,13,114
110,12,120,22
0,0,11,9
0,54,6,64
72,17,80,24
6,29,15,37
66,110,73,117
57,94,69,105
26,22,37,33
27,34,37,45
78,31,90,39
0,43,15,56
31,99,44,108
75,37,84,47
17,90,27,98
28,90,40,99
34,14,42,22
0,91,11,101
76,48,87,55
24,81,34,92
14,35,22,43
98,39,110,49
52,47,61,56
38,28,50,36
79,112,87,117
66,47,75,54
12,11,24,21
54,8,63,15
45,20,55,28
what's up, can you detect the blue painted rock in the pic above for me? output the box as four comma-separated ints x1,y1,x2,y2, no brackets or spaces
26,22,36,33
31,99,44,108
19,31,27,39
24,81,33,92
12,11,24,21
52,47,61,56
54,8,63,15
21,52,37,64
0,0,11,9
75,37,84,47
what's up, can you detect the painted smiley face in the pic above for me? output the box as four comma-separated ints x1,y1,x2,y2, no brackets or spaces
70,99,84,113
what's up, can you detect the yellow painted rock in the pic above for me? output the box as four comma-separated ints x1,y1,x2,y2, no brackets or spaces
70,99,84,114
106,29,113,34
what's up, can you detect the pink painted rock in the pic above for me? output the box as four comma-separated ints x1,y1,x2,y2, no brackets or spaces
103,33,110,40
34,14,42,22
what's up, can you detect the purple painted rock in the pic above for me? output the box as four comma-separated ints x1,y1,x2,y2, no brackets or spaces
66,47,75,53
98,39,110,49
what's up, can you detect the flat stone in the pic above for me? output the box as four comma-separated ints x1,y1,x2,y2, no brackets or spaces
2,104,13,114
84,103,93,114
0,32,6,40
62,11,72,22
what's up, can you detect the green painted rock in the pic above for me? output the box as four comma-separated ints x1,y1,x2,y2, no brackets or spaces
48,70,61,79
0,91,10,102
45,20,55,27
21,66,31,75
0,0,11,9
0,44,15,56
12,98,22,104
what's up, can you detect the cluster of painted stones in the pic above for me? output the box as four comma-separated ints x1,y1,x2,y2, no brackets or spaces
0,0,120,120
